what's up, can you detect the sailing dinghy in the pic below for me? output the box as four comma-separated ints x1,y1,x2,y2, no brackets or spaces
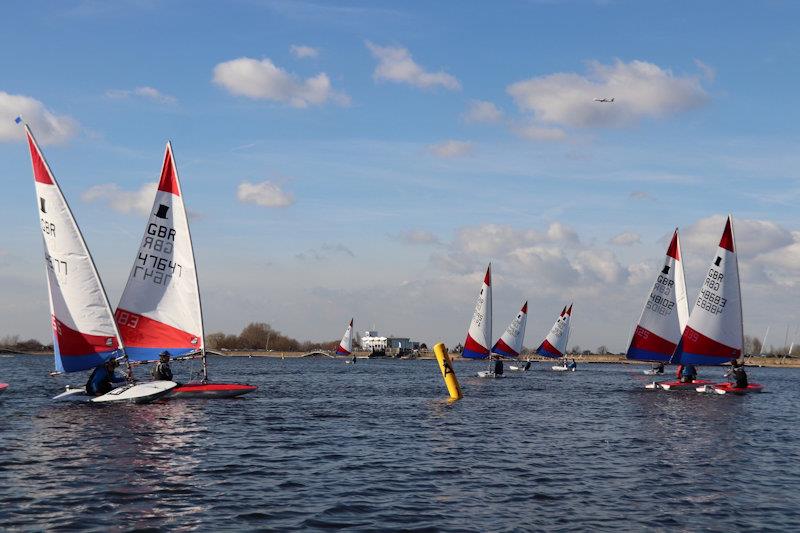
536,305,575,370
494,302,529,370
682,216,761,394
115,142,256,398
337,319,356,363
23,125,176,403
626,229,693,382
460,265,499,378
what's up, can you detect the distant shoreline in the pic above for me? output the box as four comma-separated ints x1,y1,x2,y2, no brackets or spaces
7,350,798,368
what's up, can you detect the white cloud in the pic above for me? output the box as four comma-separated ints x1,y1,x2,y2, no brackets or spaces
693,59,716,82
237,181,295,208
463,100,503,124
393,229,441,246
609,231,641,246
428,140,473,158
213,57,350,108
454,222,580,257
290,44,319,59
366,42,461,90
0,91,79,145
106,86,177,104
507,59,709,129
510,122,567,141
682,214,793,259
81,182,157,215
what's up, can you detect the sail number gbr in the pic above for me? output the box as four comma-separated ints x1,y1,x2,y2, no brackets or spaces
647,275,675,316
697,268,727,315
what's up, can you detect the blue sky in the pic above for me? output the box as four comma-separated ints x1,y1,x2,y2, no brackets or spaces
1,0,800,351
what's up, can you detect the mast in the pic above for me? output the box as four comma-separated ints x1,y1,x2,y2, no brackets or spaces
732,215,745,366
24,124,131,378
169,141,208,382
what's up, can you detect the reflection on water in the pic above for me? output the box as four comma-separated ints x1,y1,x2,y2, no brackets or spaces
1,355,799,531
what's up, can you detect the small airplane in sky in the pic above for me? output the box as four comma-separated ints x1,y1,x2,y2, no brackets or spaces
594,97,615,103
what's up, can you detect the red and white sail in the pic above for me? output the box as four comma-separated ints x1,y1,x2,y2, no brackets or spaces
115,143,204,361
536,304,572,358
672,216,743,365
24,125,123,373
336,319,354,355
627,229,689,362
492,301,528,358
462,264,492,359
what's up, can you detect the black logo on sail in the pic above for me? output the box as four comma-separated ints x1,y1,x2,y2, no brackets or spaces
40,197,46,213
155,204,170,219
715,257,722,267
662,265,670,275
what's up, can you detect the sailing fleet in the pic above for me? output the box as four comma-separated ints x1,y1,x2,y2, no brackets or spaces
454,218,762,394
5,123,764,402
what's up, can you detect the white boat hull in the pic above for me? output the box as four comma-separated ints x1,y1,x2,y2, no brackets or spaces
53,381,176,403
476,371,505,379
551,365,575,372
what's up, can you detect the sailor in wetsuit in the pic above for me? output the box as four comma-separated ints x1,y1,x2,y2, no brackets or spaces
523,361,532,371
152,351,173,381
86,359,127,396
654,362,665,374
729,361,748,389
679,364,698,383
493,357,504,376
566,358,577,371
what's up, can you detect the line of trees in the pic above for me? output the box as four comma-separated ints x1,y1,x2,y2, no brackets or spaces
206,322,338,352
0,335,52,353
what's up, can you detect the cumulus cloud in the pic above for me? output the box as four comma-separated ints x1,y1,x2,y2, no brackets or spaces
392,229,441,246
290,44,319,59
609,232,641,246
213,57,349,107
428,140,473,158
0,91,79,145
682,215,793,259
366,42,460,90
507,59,710,129
237,181,295,208
81,182,157,215
454,222,580,257
105,86,177,104
463,100,503,124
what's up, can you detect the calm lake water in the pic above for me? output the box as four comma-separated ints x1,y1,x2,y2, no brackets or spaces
1,354,799,531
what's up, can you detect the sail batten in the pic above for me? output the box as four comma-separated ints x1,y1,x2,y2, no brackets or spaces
115,143,203,362
25,125,124,373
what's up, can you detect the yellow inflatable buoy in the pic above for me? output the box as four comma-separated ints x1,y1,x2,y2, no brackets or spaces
433,342,463,400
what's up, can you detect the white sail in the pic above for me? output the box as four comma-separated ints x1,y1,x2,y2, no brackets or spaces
536,305,571,358
115,143,204,362
336,319,354,355
627,229,689,362
24,125,123,373
462,264,492,359
673,215,743,365
492,301,527,358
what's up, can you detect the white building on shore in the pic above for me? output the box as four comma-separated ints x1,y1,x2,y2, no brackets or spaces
359,330,388,351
